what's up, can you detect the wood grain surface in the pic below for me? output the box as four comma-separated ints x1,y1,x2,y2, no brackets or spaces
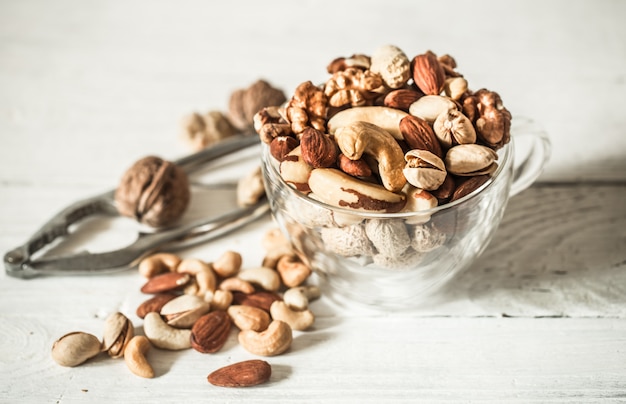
1,0,625,402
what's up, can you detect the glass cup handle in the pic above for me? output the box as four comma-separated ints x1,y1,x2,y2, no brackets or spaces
509,117,552,197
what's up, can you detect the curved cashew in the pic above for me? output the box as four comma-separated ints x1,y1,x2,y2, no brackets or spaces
219,277,255,294
238,320,292,357
124,336,154,378
327,106,408,140
283,286,321,311
269,301,315,331
334,121,406,192
212,250,242,278
237,267,281,292
138,253,181,278
228,305,270,332
308,168,406,213
206,289,233,311
143,312,191,350
276,255,311,288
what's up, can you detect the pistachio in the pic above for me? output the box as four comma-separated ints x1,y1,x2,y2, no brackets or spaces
433,109,476,148
403,150,447,191
102,312,134,359
160,294,211,329
445,144,499,176
409,95,457,124
51,332,102,367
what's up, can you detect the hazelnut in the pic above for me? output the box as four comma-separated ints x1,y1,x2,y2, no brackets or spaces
115,156,190,228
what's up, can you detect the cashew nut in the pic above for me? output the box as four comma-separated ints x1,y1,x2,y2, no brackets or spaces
283,286,321,311
212,250,242,278
124,336,154,378
219,277,255,294
334,121,406,192
51,332,102,367
308,168,406,213
206,289,233,311
276,255,311,288
138,253,181,278
143,312,191,350
269,301,315,331
237,267,281,292
327,106,408,140
228,305,270,332
238,320,293,357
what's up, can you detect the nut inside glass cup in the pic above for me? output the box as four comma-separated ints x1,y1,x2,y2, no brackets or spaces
261,132,520,310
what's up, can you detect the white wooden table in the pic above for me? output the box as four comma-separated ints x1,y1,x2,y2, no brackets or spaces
1,1,625,402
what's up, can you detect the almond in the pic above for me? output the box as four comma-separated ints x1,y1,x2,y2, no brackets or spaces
411,51,445,96
299,127,337,168
190,311,232,353
136,293,178,319
232,291,282,312
207,359,272,387
140,272,190,294
383,89,423,111
399,115,443,158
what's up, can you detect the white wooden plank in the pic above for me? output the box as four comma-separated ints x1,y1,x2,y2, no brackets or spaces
1,316,624,403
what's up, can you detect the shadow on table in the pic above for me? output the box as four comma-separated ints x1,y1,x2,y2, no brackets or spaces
435,182,626,316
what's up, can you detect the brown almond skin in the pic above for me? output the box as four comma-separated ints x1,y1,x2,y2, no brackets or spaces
190,311,232,353
232,291,282,313
136,293,178,319
383,89,423,111
450,175,490,202
208,360,272,387
411,51,445,96
430,174,456,204
337,153,372,177
140,272,190,294
399,115,443,158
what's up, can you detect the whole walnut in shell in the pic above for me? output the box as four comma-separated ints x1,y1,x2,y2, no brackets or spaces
115,156,190,228
228,80,287,131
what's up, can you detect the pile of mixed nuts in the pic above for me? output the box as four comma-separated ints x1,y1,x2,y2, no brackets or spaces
254,45,513,268
51,228,320,387
255,44,511,211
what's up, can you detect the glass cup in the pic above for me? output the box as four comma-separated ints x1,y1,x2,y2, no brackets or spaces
261,117,551,310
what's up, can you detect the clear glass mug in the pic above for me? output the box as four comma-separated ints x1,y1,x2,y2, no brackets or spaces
261,118,551,310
